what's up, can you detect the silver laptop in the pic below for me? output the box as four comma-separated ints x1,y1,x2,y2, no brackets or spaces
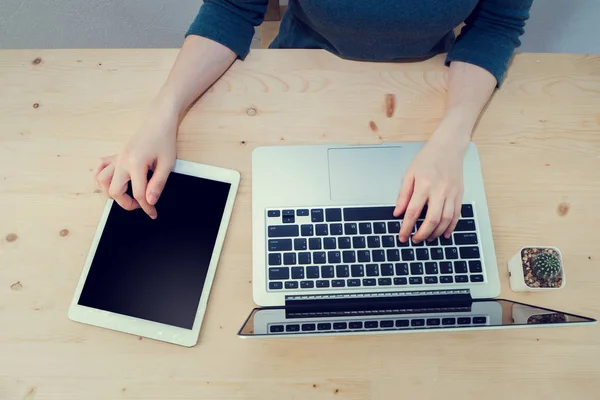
238,142,596,337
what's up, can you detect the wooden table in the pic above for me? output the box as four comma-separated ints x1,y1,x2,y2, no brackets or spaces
1,49,599,399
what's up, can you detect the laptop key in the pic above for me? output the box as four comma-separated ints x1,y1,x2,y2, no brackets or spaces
325,208,342,222
301,224,314,237
440,236,453,246
378,278,392,286
311,209,324,222
336,264,350,277
285,281,299,289
440,262,453,274
349,322,363,329
316,280,330,288
473,316,487,324
343,206,396,221
306,266,320,279
411,236,424,247
457,317,471,325
309,238,322,250
268,225,299,238
411,319,425,327
445,247,459,260
410,262,424,275
330,223,343,235
294,238,307,250
342,250,356,263
323,238,336,249
351,264,365,277
394,277,408,285
357,250,370,262
387,221,400,233
455,275,469,283
297,209,309,216
382,235,395,247
374,222,387,234
317,323,332,330
338,237,351,249
267,210,280,217
286,324,300,332
416,248,429,260
291,267,305,279
396,237,409,247
461,204,474,218
282,216,295,224
372,250,385,262
298,252,311,264
366,264,379,277
268,253,282,266
460,246,480,259
454,233,478,245
269,239,293,252
302,323,316,331
313,252,326,264
300,280,314,289
381,263,394,276
381,320,394,328
470,274,484,282
455,219,476,231
440,276,454,284
469,260,483,273
359,223,372,234
283,253,296,265
401,249,415,261
427,318,440,326
426,238,439,246
365,321,378,329
363,278,376,286
347,279,361,287
396,320,410,327
395,263,409,275
424,276,438,284
367,236,381,248
269,282,283,290
315,224,329,236
386,249,400,261
333,322,348,330
442,317,456,325
353,236,366,249
425,262,438,275
270,325,284,333
332,279,345,287
431,248,444,260
454,261,468,273
327,251,341,264
321,265,335,278
344,223,358,235
282,210,294,217
409,277,423,285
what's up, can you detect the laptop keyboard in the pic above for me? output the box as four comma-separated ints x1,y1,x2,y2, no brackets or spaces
265,204,486,291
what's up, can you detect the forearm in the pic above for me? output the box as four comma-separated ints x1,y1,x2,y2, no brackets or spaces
152,35,238,119
433,61,497,147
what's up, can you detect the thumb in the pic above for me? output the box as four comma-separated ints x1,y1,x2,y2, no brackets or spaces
146,160,172,206
393,174,414,217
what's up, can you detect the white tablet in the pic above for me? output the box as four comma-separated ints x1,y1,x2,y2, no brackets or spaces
69,159,240,347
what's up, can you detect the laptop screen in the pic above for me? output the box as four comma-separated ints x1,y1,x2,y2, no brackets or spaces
238,299,595,337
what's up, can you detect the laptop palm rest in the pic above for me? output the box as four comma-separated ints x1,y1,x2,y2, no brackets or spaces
328,146,412,203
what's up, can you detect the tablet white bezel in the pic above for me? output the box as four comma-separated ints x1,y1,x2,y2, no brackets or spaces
68,159,240,347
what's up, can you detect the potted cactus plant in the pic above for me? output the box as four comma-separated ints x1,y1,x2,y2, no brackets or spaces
508,246,565,291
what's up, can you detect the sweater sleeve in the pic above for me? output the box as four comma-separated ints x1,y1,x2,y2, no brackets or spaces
186,0,268,59
445,0,533,86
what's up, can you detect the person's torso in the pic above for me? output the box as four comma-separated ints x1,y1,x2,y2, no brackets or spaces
272,0,479,61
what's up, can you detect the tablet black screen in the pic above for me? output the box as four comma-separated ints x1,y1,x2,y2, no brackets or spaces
78,172,231,329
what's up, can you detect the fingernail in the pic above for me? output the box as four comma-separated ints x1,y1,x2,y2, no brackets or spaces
148,192,158,205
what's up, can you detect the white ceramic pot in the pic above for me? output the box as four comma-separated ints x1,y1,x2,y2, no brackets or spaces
508,246,565,292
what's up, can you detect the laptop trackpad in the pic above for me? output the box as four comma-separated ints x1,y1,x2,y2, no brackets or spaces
328,147,411,203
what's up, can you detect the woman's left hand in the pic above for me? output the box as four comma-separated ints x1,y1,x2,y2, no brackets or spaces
393,132,468,243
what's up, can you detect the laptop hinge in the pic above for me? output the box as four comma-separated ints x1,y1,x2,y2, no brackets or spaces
284,289,472,318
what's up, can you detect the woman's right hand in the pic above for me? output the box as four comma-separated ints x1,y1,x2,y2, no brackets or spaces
94,109,178,219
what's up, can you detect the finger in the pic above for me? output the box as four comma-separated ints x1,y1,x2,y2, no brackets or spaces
399,190,427,243
130,164,157,219
413,195,444,243
393,174,414,217
108,168,140,211
146,159,173,206
444,197,463,239
428,197,455,241
93,155,115,179
97,162,115,195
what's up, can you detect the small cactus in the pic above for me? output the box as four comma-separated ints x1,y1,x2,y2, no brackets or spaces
532,252,561,279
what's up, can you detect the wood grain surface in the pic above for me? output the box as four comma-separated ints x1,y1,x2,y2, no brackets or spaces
1,49,599,400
